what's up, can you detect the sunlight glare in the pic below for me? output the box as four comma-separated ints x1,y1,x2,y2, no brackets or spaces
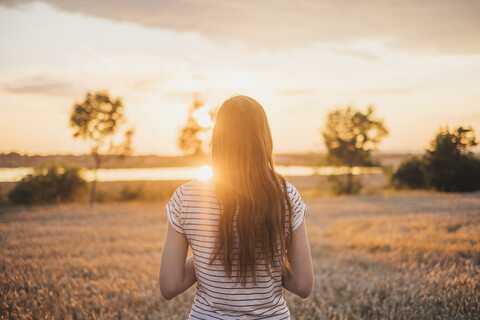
196,165,213,180
194,109,213,128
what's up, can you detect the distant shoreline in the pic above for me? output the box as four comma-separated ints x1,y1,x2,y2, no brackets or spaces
0,152,417,169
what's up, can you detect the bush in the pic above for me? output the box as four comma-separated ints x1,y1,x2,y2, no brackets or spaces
391,156,426,189
118,184,145,202
8,165,87,205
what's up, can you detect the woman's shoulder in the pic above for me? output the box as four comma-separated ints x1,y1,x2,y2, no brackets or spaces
284,180,300,196
174,179,216,197
182,178,214,188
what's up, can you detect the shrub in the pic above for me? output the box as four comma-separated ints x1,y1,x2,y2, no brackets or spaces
328,174,362,195
391,156,426,189
118,184,145,202
8,165,87,205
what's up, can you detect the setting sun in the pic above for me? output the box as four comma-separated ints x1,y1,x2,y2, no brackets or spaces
196,165,213,180
194,109,213,129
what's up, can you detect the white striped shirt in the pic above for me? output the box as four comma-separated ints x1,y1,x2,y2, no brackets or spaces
165,179,307,320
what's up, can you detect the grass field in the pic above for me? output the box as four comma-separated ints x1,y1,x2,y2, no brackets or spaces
1,190,479,319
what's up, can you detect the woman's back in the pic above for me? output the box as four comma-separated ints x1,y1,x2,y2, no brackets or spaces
160,95,313,319
166,179,306,319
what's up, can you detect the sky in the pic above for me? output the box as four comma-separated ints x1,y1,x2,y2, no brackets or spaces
0,0,479,155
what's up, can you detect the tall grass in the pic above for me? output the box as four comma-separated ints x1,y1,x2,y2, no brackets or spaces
1,191,479,319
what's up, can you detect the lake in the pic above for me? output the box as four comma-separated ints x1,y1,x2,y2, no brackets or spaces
0,165,383,182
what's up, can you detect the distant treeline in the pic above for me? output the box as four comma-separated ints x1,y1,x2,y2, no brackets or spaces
0,152,412,169
0,153,210,169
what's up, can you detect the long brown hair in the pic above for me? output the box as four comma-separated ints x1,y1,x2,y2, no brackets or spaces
210,95,293,285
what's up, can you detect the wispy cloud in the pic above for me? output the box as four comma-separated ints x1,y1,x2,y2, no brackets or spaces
129,78,156,92
75,42,116,68
422,113,480,121
280,89,317,96
329,48,380,61
2,75,80,96
348,88,415,96
2,0,479,54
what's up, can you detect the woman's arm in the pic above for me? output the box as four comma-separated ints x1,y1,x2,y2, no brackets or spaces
159,221,196,300
282,219,314,298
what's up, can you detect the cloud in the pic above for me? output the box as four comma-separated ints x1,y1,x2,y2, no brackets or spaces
75,42,115,68
423,113,480,121
348,88,415,96
2,75,80,96
0,0,18,7
2,0,480,54
329,48,380,61
280,89,317,96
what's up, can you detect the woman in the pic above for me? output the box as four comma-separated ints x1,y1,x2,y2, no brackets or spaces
160,95,313,319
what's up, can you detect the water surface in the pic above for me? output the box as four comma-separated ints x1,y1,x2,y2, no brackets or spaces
0,166,383,182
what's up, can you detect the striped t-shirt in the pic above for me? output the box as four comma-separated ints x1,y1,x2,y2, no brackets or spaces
165,179,307,320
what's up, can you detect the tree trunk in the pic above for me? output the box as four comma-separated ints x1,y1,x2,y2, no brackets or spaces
346,167,353,194
89,155,100,205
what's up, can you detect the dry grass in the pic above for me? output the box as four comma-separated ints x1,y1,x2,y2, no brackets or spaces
1,191,479,319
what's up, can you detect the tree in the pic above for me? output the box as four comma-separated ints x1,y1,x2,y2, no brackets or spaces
391,126,480,192
422,126,480,192
178,94,215,155
70,91,135,204
322,106,389,194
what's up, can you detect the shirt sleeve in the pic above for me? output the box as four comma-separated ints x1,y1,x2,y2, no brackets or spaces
288,183,307,231
165,185,184,234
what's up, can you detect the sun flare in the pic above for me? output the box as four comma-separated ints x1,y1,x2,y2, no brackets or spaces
194,109,213,128
196,165,213,180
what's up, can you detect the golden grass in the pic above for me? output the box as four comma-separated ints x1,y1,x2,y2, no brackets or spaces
1,191,479,319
